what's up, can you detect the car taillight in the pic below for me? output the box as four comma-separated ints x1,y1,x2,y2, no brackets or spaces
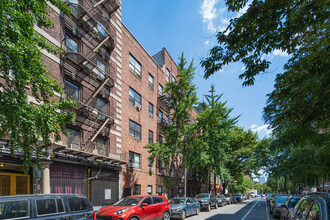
93,211,96,220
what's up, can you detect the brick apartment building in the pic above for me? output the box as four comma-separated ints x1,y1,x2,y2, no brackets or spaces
0,0,204,204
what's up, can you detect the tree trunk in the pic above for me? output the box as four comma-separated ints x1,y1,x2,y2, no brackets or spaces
184,168,187,197
214,173,217,195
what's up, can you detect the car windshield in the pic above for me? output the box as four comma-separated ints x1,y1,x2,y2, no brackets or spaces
196,194,209,199
169,199,186,204
114,197,143,206
289,198,301,208
225,195,230,197
276,196,288,203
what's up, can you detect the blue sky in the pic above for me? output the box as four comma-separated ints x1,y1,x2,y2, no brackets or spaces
122,0,289,139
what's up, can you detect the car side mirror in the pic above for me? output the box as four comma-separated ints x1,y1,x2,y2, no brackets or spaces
141,203,148,207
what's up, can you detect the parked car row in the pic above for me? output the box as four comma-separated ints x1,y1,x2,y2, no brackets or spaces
267,192,330,220
0,192,254,220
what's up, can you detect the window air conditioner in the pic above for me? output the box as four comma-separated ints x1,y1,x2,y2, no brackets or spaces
70,143,80,150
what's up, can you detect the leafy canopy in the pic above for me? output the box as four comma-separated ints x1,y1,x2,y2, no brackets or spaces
0,0,74,173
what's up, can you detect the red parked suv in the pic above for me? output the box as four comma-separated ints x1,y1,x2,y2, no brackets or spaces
96,195,171,220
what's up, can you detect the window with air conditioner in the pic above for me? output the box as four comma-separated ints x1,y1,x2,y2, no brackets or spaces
129,120,141,140
129,151,141,169
129,87,141,109
65,127,80,149
65,80,79,101
147,185,152,195
129,54,141,78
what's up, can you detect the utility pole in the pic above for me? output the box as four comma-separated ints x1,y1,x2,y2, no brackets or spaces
184,168,187,197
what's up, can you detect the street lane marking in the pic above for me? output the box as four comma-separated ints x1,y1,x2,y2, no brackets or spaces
265,200,270,220
241,198,260,220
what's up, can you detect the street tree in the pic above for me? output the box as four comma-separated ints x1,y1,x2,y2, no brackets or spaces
146,53,199,197
0,0,74,173
196,85,238,194
201,0,329,135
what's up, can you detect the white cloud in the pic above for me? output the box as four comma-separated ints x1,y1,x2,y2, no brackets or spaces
241,66,246,71
221,18,230,25
250,124,273,137
200,0,223,33
273,49,289,57
204,40,210,46
236,2,250,18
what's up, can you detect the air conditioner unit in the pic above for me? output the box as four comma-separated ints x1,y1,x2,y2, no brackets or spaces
148,167,154,172
134,103,141,111
70,143,80,150
128,163,134,168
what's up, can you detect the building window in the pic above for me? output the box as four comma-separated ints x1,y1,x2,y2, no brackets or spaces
97,60,105,79
65,34,78,61
129,120,141,140
65,80,79,101
158,84,163,96
129,54,141,78
97,22,107,38
134,184,141,195
148,158,153,167
129,151,141,169
129,87,141,108
66,34,78,52
148,130,153,144
158,110,163,123
159,135,163,144
96,137,108,156
147,185,152,195
158,186,162,196
158,160,162,173
148,73,154,90
148,102,153,118
172,75,176,82
97,98,107,119
166,68,170,82
65,127,80,149
165,115,169,124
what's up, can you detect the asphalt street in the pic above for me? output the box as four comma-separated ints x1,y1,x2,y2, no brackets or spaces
178,197,274,220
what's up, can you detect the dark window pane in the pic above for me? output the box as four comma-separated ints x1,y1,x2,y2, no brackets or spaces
0,200,29,219
36,199,57,215
68,197,88,212
56,199,64,213
65,80,79,101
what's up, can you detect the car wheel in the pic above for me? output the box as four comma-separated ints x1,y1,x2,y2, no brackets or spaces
129,217,139,220
207,203,211,212
196,207,200,215
181,210,186,220
162,211,170,220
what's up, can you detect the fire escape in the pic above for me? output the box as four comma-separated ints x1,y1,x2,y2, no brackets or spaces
157,93,170,135
60,0,121,157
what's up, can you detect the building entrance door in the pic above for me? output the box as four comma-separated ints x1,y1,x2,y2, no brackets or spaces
0,173,30,196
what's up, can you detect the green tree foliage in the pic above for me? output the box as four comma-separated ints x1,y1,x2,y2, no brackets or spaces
0,0,74,173
201,0,329,136
196,85,237,186
229,177,254,194
146,53,199,196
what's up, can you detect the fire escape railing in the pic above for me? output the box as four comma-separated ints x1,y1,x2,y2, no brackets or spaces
61,0,119,154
